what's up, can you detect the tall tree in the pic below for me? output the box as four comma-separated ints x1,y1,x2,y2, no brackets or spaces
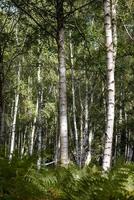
102,0,116,171
56,0,68,166
69,31,79,165
9,26,21,160
0,46,4,147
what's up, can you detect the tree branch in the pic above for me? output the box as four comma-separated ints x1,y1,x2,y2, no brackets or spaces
64,0,94,20
11,0,56,39
123,24,134,41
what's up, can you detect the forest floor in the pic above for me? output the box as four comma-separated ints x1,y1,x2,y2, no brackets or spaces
0,158,134,200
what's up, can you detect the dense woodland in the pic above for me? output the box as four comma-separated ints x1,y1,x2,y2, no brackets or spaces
0,0,134,199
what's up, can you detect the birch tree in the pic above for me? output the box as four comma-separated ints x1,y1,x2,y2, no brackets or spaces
102,0,117,171
37,76,43,170
9,63,21,160
56,0,68,166
85,91,93,166
69,32,79,164
29,89,39,155
9,26,21,160
0,46,4,147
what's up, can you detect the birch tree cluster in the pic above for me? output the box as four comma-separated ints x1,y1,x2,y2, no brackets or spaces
0,0,134,171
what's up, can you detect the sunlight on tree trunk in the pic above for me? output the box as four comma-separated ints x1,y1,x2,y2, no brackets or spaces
56,0,68,166
9,64,20,160
102,0,117,171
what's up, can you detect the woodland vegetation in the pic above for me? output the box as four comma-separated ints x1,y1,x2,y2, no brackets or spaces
0,0,134,199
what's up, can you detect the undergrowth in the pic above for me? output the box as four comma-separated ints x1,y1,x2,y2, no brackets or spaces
0,157,134,200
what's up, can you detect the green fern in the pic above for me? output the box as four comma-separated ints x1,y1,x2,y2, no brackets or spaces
0,157,134,200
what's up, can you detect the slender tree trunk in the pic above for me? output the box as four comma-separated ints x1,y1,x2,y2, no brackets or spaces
69,32,79,164
112,0,118,63
54,116,60,165
56,0,68,166
79,84,84,167
112,0,118,163
36,41,43,169
84,79,89,141
29,97,39,155
85,92,93,166
112,0,118,162
21,127,26,157
85,129,93,165
102,0,116,171
0,47,4,147
125,129,131,161
37,89,43,170
82,78,89,164
37,131,42,169
29,40,42,156
55,135,61,164
9,64,20,160
0,102,5,149
9,100,14,151
9,26,22,160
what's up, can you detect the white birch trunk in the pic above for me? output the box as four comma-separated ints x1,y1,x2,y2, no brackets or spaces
9,64,20,160
79,84,84,167
69,32,79,164
56,0,68,166
84,79,89,143
37,45,42,169
112,3,117,162
82,78,89,164
102,0,116,171
21,127,26,157
37,89,43,170
9,100,14,152
126,129,130,161
9,26,24,160
112,0,118,63
29,40,42,156
85,129,93,165
35,39,43,169
85,93,93,166
37,128,42,170
124,112,128,159
29,97,39,155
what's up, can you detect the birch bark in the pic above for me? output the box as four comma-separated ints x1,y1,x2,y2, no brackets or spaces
37,87,43,170
56,0,68,166
79,84,84,167
85,92,93,165
29,40,42,156
9,64,20,160
102,0,116,170
29,97,39,155
69,32,79,164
